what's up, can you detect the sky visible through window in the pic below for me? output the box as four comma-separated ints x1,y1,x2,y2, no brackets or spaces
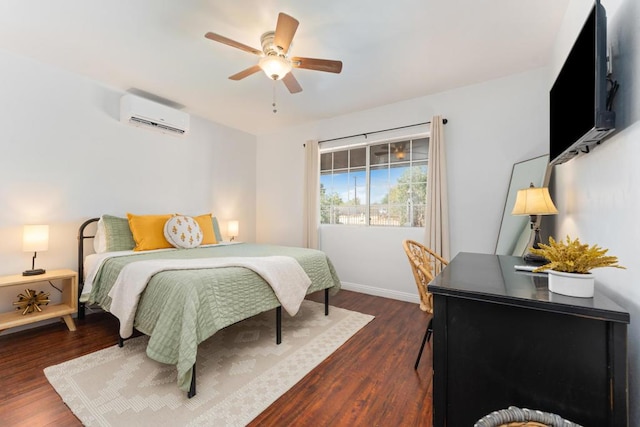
320,137,428,227
320,161,410,202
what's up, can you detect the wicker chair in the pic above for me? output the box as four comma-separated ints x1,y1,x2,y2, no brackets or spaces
402,239,448,369
474,406,583,427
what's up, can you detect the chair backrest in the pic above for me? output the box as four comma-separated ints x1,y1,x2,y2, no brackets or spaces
402,239,448,314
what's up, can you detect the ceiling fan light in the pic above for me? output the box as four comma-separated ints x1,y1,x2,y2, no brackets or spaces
259,56,292,81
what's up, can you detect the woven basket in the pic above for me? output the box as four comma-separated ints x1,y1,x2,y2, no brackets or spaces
474,406,582,427
501,423,550,427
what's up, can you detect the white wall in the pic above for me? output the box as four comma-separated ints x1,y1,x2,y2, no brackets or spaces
552,0,640,423
256,68,549,301
0,49,256,330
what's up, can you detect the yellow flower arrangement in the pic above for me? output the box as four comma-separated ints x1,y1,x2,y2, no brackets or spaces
530,235,625,274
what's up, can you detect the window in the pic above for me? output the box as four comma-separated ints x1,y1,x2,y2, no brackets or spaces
320,137,428,227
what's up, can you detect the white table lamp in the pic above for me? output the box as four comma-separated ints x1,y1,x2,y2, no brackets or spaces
228,220,239,242
23,224,49,276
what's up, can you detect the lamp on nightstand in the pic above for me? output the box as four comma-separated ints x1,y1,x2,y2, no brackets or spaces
512,183,558,264
228,220,239,242
22,224,49,276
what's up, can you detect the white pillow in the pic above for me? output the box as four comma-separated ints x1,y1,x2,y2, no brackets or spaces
93,217,107,254
163,215,203,249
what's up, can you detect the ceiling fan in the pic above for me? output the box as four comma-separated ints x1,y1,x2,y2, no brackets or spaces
204,12,343,94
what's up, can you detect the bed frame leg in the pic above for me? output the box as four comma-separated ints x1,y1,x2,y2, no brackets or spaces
118,336,124,348
276,306,282,345
187,364,196,398
325,288,329,315
78,302,85,320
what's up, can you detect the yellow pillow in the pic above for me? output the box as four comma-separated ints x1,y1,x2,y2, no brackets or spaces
193,213,218,244
127,213,173,251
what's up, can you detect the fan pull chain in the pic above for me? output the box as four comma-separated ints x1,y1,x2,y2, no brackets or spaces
272,80,278,114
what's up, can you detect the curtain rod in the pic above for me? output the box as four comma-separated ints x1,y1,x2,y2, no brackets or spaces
318,118,448,144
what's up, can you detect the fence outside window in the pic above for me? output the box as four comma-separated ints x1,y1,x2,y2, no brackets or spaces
320,137,428,227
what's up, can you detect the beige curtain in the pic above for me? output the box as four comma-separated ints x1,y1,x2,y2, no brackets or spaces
303,140,319,249
425,116,450,262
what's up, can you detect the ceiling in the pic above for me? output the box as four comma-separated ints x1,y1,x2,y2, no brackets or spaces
0,0,569,135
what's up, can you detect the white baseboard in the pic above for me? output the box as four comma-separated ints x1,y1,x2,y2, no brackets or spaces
339,281,420,305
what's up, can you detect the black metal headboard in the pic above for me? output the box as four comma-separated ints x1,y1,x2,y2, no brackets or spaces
77,217,99,318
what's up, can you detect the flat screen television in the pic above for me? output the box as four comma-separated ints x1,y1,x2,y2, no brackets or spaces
549,0,615,166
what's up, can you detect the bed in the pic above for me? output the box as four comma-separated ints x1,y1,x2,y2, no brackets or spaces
77,216,341,397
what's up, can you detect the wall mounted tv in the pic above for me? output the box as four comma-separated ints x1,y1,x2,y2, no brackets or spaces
549,0,616,166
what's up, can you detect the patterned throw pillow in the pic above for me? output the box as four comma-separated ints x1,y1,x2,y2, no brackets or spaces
103,214,136,252
163,215,203,249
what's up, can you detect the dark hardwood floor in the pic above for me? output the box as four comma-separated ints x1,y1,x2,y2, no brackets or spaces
0,290,433,426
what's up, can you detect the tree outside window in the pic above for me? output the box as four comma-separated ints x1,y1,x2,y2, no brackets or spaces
320,137,428,227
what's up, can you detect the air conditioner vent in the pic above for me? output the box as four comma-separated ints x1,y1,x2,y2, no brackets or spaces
129,116,186,135
120,94,189,136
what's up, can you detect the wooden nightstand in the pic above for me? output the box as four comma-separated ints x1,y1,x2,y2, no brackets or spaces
0,269,78,333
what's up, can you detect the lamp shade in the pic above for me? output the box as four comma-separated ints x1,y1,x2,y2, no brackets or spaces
23,225,49,252
228,220,239,237
259,56,292,80
512,187,559,216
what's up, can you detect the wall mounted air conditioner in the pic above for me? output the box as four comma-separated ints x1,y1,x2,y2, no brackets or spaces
120,94,190,135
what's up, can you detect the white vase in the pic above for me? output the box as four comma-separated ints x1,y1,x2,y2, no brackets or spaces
547,270,595,298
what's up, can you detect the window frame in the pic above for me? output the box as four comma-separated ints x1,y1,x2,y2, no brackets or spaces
319,133,429,228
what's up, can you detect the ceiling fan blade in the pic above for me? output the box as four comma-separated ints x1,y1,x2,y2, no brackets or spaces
282,72,303,94
229,65,262,81
205,32,262,56
291,57,343,74
274,13,299,54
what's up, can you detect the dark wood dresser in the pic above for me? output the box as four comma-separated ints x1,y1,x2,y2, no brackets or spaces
428,252,629,426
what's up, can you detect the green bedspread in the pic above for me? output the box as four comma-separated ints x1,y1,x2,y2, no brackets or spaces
87,243,341,391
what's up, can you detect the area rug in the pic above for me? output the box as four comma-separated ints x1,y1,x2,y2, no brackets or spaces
44,300,373,427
